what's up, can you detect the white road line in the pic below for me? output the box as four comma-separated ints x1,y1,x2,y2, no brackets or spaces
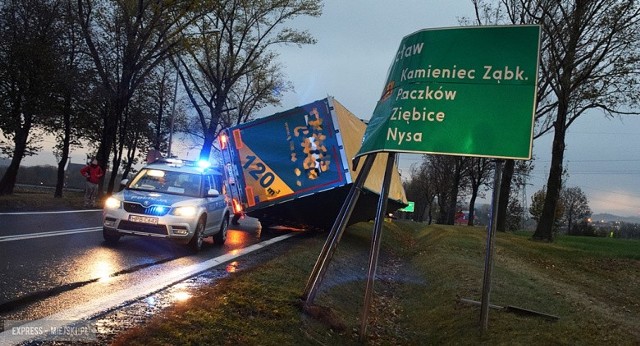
0,227,102,242
0,232,297,345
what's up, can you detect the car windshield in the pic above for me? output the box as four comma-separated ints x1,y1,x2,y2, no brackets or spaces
129,169,202,197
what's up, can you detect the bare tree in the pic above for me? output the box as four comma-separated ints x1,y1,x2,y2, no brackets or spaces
562,186,591,233
422,155,469,225
76,0,200,193
505,193,525,231
496,159,534,231
447,156,469,225
0,0,63,195
111,86,158,186
530,0,640,241
530,186,564,233
50,0,95,198
466,157,493,226
404,157,437,223
495,159,515,231
174,0,322,161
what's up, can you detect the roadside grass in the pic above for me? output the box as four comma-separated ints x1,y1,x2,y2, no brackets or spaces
112,220,640,345
0,187,87,211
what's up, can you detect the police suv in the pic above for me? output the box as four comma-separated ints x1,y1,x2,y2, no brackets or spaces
102,159,230,252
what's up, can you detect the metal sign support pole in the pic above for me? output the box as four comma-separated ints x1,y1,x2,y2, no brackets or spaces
302,154,377,307
359,152,396,340
480,159,503,332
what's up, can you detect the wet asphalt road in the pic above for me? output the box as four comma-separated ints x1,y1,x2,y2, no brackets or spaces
0,210,282,323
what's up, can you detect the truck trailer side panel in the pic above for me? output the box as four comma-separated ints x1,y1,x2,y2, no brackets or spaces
221,97,407,230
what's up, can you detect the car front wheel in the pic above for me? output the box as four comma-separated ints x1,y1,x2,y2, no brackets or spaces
189,219,205,252
213,214,229,245
103,227,121,245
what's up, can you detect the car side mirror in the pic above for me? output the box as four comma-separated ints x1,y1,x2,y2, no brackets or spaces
207,189,220,197
119,179,129,191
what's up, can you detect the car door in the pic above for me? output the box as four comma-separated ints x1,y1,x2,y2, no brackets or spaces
203,174,224,234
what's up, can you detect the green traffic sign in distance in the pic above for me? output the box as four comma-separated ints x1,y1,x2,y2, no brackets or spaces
358,25,541,160
399,201,414,212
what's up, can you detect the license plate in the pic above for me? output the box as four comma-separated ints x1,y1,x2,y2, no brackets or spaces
129,215,158,225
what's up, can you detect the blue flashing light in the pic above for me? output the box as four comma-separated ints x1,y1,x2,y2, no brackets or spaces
197,160,211,169
147,205,169,216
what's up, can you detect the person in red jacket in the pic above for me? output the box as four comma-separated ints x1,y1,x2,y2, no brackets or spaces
80,158,104,208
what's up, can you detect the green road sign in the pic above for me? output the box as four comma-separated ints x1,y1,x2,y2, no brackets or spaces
357,25,541,160
399,201,415,213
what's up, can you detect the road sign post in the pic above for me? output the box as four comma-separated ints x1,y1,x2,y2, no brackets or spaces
359,152,396,340
480,159,504,332
302,154,376,305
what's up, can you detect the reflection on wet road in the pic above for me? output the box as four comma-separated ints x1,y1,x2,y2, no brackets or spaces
0,211,287,324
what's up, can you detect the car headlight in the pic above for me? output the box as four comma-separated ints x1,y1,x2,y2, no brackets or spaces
104,197,121,209
173,206,197,217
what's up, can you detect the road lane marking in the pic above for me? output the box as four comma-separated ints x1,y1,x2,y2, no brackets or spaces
0,232,297,345
0,227,102,242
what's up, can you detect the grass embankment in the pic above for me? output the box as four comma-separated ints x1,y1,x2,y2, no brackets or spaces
113,221,639,345
0,188,86,211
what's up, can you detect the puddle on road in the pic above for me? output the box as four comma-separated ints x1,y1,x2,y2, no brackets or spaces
226,260,239,273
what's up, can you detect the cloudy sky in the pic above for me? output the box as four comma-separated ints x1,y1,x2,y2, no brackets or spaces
254,1,640,217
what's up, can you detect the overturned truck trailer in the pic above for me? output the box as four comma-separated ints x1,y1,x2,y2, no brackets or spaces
219,97,407,230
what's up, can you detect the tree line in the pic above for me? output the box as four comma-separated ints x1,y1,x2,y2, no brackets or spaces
402,153,632,240
0,0,322,196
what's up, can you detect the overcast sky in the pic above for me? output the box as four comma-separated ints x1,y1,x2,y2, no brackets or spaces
25,1,640,217
254,1,640,218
